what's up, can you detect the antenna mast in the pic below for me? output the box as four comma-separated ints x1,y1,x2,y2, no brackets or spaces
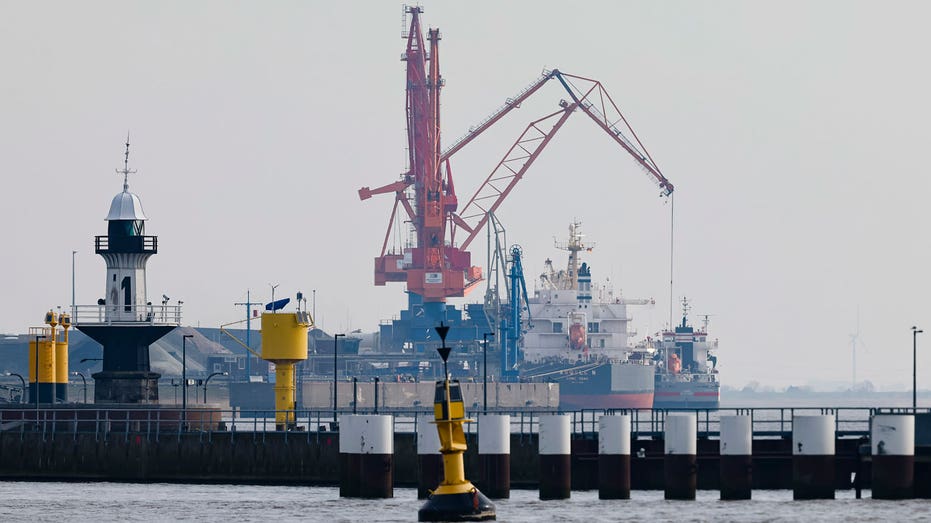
117,132,137,190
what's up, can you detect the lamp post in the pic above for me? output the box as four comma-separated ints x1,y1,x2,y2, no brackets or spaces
333,333,345,425
182,334,193,422
71,250,77,319
5,373,25,404
913,326,923,411
204,371,228,403
482,332,495,414
71,371,87,403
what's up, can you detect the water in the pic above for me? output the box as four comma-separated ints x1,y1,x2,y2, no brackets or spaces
0,483,928,522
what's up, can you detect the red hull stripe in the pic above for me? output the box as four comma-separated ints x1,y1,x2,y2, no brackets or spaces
655,391,719,397
560,392,654,410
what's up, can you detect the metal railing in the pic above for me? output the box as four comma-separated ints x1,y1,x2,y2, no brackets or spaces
1,406,926,443
71,304,182,326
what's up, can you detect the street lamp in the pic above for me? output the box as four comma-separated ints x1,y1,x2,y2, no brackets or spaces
71,250,77,319
182,334,193,422
5,372,25,404
204,371,228,403
913,326,923,411
71,371,87,404
483,332,495,414
333,333,345,425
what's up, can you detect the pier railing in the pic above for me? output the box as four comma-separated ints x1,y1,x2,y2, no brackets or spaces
1,406,927,443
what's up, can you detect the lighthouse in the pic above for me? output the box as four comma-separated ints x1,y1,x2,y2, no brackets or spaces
74,140,180,404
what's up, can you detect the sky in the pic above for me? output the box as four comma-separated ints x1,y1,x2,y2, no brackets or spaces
2,1,930,390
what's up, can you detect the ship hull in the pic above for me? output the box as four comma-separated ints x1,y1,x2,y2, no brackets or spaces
555,363,655,410
560,391,654,410
653,380,720,410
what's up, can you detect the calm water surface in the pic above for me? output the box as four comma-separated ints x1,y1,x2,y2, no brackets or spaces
0,483,929,522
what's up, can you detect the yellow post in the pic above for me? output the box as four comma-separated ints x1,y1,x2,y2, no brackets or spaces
273,363,296,428
55,314,71,403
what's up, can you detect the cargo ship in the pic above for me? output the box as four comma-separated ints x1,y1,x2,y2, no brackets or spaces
520,222,656,409
651,299,720,409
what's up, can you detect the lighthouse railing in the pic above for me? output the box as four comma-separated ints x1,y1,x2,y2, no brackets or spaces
71,304,183,326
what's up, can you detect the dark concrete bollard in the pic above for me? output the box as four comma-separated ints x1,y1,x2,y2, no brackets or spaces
417,413,443,500
792,415,835,500
539,414,571,500
339,415,393,498
871,414,914,500
478,414,511,499
719,414,752,500
664,412,697,500
598,413,631,500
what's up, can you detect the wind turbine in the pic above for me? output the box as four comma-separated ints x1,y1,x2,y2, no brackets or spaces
849,307,867,390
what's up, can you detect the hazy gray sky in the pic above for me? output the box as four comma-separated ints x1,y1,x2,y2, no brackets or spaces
2,1,930,390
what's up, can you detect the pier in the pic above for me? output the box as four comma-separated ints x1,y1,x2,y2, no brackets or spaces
1,406,928,498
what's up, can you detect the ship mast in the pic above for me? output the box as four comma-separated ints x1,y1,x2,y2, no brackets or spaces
554,220,594,291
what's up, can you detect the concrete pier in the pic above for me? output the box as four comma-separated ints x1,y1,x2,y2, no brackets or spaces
792,414,835,500
417,413,443,499
871,414,914,500
538,414,570,500
478,414,510,499
719,415,752,500
339,414,393,498
597,414,630,499
664,412,697,500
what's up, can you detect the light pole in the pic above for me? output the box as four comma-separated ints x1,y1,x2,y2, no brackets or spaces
72,371,87,403
34,334,46,425
333,333,345,425
482,332,495,414
182,334,193,422
5,373,25,403
71,250,77,319
913,326,923,411
204,371,228,403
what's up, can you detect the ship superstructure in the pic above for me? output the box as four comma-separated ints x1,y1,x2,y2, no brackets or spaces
652,299,720,409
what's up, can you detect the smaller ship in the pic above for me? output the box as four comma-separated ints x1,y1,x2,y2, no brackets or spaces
652,299,720,409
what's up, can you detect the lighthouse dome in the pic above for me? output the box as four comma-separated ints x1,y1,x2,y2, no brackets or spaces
106,185,148,221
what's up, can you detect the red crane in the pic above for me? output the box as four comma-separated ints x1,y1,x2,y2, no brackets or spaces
359,7,674,303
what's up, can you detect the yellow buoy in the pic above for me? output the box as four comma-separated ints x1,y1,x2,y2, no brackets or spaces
418,322,495,521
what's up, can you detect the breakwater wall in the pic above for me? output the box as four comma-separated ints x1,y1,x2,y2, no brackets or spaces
3,407,929,492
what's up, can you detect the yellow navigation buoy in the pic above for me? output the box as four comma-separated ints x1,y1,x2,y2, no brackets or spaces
418,322,495,522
